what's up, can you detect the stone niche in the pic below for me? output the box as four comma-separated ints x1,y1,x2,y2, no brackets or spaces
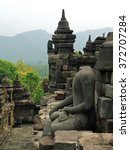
13,76,36,123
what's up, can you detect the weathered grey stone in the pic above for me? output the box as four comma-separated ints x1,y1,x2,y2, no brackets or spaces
54,130,79,143
39,136,54,150
40,97,48,106
101,71,112,83
66,77,73,85
102,84,113,98
56,60,63,66
68,65,77,71
49,86,57,94
43,118,52,136
47,40,53,54
78,132,113,150
95,41,113,71
0,85,14,145
69,71,77,78
56,83,65,89
33,115,45,131
55,64,61,70
54,131,112,150
62,65,68,71
43,79,49,93
111,72,113,84
55,71,63,83
48,59,56,65
54,91,65,100
83,35,95,56
65,83,71,91
63,59,69,65
48,54,59,62
100,119,113,133
54,143,76,150
69,57,78,65
94,70,102,82
13,76,36,123
65,91,72,97
62,71,70,78
59,53,70,59
98,97,113,119
95,81,102,96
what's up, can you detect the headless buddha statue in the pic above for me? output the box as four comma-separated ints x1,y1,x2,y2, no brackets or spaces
49,66,96,133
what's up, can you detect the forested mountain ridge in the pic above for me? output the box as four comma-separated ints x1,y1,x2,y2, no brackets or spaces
0,27,112,65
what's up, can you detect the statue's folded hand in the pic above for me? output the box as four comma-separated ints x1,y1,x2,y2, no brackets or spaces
58,111,69,122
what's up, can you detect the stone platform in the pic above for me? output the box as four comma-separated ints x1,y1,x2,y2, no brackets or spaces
34,92,113,150
39,130,112,150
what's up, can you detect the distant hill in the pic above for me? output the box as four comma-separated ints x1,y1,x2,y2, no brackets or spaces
0,29,51,65
0,27,112,65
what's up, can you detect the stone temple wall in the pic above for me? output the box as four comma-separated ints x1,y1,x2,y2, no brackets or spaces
94,33,113,132
47,11,106,96
48,53,96,95
47,9,113,133
0,75,38,145
12,76,37,123
0,78,15,145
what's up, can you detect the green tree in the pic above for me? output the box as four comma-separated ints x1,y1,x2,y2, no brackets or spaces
32,81,44,104
22,72,40,93
21,72,44,104
0,59,17,82
15,59,33,78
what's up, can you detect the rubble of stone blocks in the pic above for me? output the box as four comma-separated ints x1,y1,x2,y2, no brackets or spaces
38,130,112,150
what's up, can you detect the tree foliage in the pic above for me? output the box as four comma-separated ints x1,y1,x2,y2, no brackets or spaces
15,60,44,104
0,59,17,82
15,59,33,78
0,59,44,104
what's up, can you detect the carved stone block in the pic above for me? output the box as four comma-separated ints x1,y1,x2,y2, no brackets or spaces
98,97,113,119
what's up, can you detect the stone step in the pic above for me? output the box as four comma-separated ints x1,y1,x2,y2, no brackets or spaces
2,148,29,150
3,148,22,150
3,141,26,147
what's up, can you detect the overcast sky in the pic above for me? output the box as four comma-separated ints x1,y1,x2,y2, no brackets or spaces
0,0,128,36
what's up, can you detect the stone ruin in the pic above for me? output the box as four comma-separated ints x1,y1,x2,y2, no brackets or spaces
0,76,14,145
0,75,38,146
13,76,38,123
94,33,113,132
33,9,113,150
0,9,113,150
